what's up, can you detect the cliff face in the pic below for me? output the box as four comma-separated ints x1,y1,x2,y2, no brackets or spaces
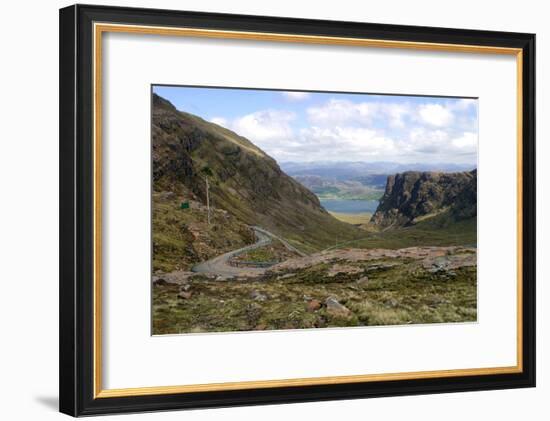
370,170,477,228
152,94,361,252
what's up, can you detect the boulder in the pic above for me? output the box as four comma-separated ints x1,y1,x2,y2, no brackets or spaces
277,273,295,280
250,290,267,302
179,283,192,292
327,264,363,277
356,276,369,286
152,277,167,286
177,291,193,300
306,299,322,312
154,271,195,285
325,297,352,317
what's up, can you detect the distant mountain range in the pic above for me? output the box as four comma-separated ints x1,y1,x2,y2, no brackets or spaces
292,175,384,201
281,161,475,181
282,161,475,203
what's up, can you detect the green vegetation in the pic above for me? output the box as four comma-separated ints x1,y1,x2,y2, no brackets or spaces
151,94,478,336
153,93,362,254
293,175,385,201
153,252,476,334
346,215,476,250
152,192,254,272
231,240,298,265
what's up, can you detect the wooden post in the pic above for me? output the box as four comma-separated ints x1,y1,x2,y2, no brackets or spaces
205,176,210,225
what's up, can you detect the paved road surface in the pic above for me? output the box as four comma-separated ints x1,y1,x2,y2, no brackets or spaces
192,226,304,278
251,226,306,257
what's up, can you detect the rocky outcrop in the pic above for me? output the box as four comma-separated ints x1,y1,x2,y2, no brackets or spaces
370,170,477,227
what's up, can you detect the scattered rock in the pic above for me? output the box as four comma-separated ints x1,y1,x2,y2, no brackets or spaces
326,264,363,277
156,191,175,201
422,253,476,271
356,276,369,286
384,298,399,308
277,273,295,280
152,277,167,286
270,247,476,273
153,271,195,285
325,297,352,317
365,263,399,272
306,299,322,312
177,291,193,300
250,290,267,302
427,295,449,306
179,283,192,292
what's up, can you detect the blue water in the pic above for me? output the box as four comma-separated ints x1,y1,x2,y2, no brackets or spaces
320,199,379,214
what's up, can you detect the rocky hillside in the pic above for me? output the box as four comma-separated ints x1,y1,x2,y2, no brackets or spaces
152,191,255,273
371,170,477,228
152,94,361,253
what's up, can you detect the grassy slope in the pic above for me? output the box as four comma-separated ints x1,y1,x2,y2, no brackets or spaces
152,193,254,272
350,215,477,250
153,254,476,334
188,139,363,253
151,94,478,335
231,240,298,264
153,94,363,254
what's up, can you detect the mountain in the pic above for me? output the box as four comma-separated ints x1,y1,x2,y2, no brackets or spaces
282,161,475,200
370,170,477,228
152,94,362,253
281,161,475,181
292,175,384,200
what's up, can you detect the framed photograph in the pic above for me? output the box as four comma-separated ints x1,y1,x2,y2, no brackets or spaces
59,4,535,417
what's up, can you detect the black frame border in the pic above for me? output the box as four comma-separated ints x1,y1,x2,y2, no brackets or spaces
59,4,536,417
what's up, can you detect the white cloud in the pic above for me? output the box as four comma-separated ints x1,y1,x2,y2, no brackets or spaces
286,126,397,162
453,98,477,110
230,110,296,144
383,103,410,128
307,99,375,126
207,97,477,164
451,132,478,151
282,92,311,101
418,104,454,127
306,99,413,129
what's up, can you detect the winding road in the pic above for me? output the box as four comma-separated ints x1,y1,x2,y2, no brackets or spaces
192,226,304,278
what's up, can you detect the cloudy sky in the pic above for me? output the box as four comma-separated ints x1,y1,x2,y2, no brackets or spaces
153,85,478,165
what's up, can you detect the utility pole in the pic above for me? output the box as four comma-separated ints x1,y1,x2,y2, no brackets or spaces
205,176,210,225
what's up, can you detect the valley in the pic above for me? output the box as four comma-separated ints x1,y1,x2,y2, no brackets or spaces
151,93,478,334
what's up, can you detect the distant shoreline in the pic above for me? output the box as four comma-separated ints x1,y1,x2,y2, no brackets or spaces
328,211,373,225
